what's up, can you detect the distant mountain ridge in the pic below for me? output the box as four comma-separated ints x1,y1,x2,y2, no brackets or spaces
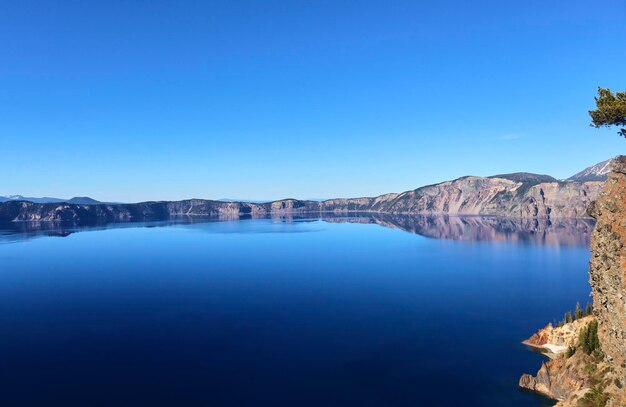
566,158,612,182
489,172,557,184
0,196,102,204
0,158,613,222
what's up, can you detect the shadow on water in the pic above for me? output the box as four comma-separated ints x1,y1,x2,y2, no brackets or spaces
0,213,594,247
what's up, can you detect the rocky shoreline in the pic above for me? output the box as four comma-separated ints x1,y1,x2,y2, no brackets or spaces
522,316,595,359
519,316,603,404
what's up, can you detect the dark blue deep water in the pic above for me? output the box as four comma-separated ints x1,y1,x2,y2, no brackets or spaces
0,216,594,406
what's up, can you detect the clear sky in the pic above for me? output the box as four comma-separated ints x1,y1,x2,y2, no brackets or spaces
1,0,625,202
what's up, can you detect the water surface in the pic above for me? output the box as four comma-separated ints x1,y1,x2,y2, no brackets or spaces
0,216,593,406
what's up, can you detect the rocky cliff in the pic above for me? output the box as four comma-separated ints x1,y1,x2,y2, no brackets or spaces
519,316,616,406
588,155,626,406
520,156,626,406
374,175,602,218
524,316,595,353
0,162,609,223
519,348,611,405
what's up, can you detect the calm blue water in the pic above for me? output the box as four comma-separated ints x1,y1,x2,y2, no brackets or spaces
0,216,593,406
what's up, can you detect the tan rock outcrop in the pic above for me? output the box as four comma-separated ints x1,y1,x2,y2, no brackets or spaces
525,316,594,350
519,322,612,406
520,317,595,403
519,356,587,402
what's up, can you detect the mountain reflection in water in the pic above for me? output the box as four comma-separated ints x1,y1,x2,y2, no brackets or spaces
0,214,594,247
324,214,594,247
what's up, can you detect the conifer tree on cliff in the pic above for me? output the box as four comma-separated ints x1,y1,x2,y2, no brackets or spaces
585,302,593,316
574,302,584,320
589,87,626,137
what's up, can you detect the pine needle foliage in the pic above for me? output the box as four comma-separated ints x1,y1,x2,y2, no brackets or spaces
589,87,626,138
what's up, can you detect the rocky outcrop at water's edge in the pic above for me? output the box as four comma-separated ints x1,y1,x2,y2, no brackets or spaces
523,316,594,357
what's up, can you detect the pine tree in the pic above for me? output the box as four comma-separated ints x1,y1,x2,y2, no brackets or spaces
579,320,601,355
585,302,593,316
586,324,594,354
580,385,609,407
579,327,588,352
574,302,584,320
589,87,626,138
565,311,573,324
590,320,600,353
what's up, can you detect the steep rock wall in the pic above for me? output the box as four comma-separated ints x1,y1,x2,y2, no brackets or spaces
520,156,626,406
588,155,626,406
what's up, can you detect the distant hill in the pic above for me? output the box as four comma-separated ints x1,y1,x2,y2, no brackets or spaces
0,195,101,205
217,198,267,204
566,159,612,182
489,172,557,184
219,198,329,203
0,195,65,204
66,197,101,205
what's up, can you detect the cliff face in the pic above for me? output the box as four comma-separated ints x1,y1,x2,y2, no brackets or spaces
588,155,626,406
378,176,602,218
519,316,614,406
520,156,626,406
519,351,608,405
0,177,604,223
525,316,595,350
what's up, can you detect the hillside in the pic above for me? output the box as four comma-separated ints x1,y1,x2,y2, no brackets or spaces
567,159,612,182
0,195,102,204
0,160,610,222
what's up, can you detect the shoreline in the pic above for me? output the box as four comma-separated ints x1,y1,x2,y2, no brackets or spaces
521,339,568,360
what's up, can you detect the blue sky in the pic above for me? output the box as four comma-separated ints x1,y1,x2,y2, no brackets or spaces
1,0,625,202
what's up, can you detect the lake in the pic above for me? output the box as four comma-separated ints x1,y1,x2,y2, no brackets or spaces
0,215,594,406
